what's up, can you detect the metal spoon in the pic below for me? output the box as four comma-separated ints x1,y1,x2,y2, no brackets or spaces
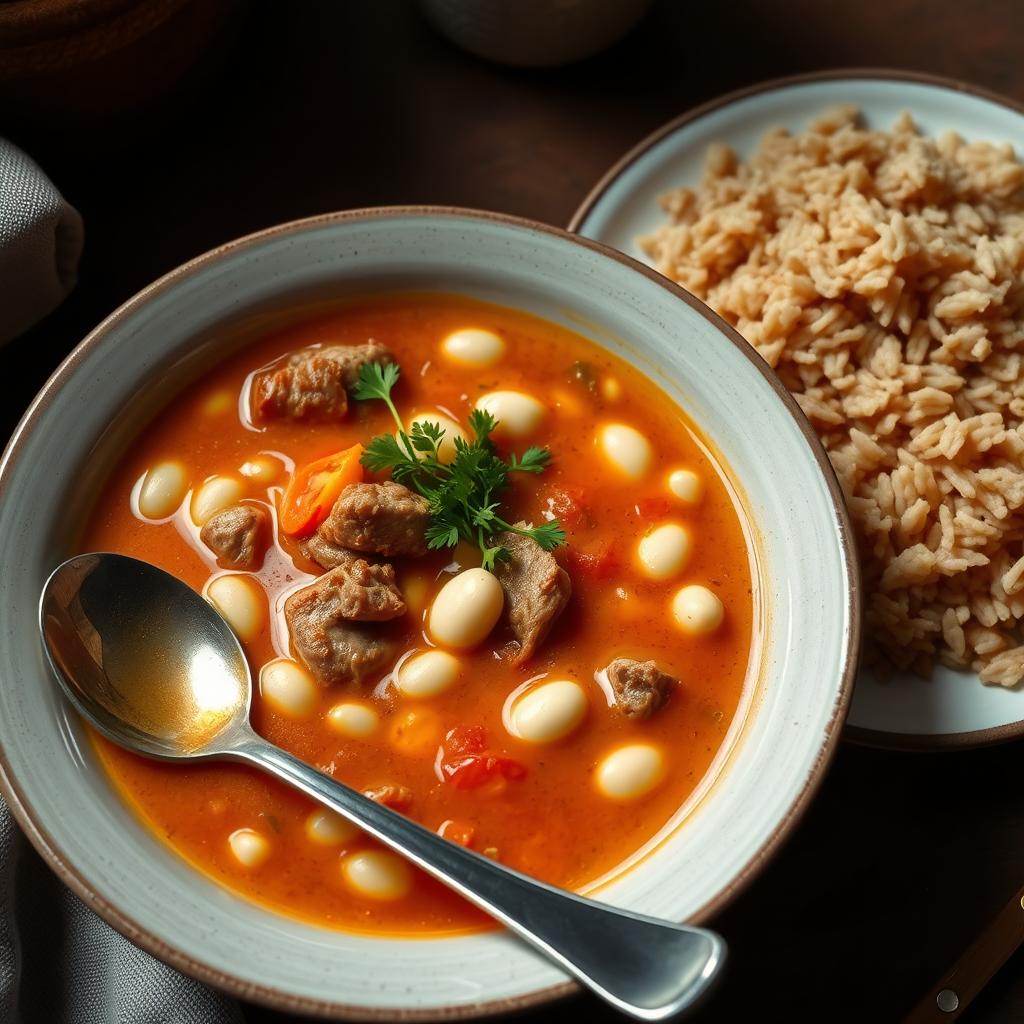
39,552,725,1020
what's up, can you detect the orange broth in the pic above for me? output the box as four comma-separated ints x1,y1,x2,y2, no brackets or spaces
81,294,754,935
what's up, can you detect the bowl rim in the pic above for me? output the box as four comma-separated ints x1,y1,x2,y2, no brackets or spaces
567,67,1024,236
568,66,1024,753
0,205,860,1021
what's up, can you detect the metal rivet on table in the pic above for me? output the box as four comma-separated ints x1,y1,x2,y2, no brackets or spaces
936,989,960,1013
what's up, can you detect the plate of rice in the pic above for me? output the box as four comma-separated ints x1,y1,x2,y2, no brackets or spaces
571,70,1024,748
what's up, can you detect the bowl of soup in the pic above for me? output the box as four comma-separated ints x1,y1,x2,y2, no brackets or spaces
0,208,858,1017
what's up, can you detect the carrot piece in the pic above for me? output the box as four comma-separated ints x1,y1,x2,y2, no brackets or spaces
279,444,363,538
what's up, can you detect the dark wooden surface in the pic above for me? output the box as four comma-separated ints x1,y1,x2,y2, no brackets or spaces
6,1,1024,1021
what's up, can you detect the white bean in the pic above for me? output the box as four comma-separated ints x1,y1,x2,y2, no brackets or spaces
397,650,461,699
191,475,245,526
342,850,412,900
475,390,545,439
637,523,691,580
402,412,467,465
260,659,316,718
508,680,587,744
668,468,703,505
598,424,652,480
428,568,504,649
672,585,724,635
596,744,665,802
326,702,379,738
440,328,505,367
305,809,358,846
240,455,283,486
138,461,189,520
206,575,266,642
228,828,270,867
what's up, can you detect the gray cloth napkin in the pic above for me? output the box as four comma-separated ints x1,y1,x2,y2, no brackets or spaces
0,796,246,1024
0,138,84,343
0,142,247,1023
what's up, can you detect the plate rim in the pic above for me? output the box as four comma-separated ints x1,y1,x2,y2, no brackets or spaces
0,204,860,1020
568,67,1024,751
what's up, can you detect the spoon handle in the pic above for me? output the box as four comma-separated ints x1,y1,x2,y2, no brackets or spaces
228,734,724,1021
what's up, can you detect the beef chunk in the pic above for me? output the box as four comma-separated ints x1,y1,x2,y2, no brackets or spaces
604,658,677,720
251,341,393,423
299,532,362,571
320,341,395,389
284,567,402,685
199,503,269,569
319,481,430,557
363,784,413,811
494,524,571,664
296,560,405,623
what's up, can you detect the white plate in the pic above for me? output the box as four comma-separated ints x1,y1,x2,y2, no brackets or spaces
570,70,1024,750
0,208,857,1017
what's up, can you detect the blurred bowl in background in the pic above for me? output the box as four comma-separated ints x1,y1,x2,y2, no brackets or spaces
418,0,653,68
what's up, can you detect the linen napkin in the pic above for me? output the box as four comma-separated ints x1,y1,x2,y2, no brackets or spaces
0,797,245,1024
0,141,246,1023
0,138,84,344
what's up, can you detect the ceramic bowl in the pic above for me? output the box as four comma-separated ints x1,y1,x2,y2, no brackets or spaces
0,208,858,1018
570,70,1024,749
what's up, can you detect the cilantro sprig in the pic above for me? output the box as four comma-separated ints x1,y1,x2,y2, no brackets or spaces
354,363,566,570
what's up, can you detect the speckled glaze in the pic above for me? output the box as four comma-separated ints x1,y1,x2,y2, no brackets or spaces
571,70,1024,751
0,208,858,1018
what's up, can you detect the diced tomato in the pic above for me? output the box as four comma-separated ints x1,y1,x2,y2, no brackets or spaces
279,443,363,537
635,496,671,519
567,540,619,580
439,727,526,791
443,725,487,757
544,486,590,530
438,819,476,848
442,754,527,790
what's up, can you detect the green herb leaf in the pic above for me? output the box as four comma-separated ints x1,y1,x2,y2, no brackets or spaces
361,434,410,474
425,522,461,549
354,361,400,404
509,447,551,474
480,544,511,572
526,520,567,551
468,408,498,442
354,362,566,571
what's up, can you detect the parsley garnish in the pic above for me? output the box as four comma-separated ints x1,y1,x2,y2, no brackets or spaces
354,363,566,571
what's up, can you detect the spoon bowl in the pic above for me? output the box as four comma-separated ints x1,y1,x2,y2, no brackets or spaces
40,551,726,1022
41,553,250,759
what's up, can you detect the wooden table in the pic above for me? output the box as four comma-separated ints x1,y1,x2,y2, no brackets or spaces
5,1,1024,1020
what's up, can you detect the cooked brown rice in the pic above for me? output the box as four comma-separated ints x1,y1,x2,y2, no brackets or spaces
641,106,1024,684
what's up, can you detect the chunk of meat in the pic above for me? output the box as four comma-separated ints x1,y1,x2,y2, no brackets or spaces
320,341,395,390
251,341,393,423
199,503,269,569
299,532,362,571
319,481,430,557
284,569,401,685
603,658,677,720
494,524,571,664
363,784,413,811
297,560,405,623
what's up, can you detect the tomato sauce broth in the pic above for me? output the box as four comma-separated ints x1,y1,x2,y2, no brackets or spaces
81,294,754,935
